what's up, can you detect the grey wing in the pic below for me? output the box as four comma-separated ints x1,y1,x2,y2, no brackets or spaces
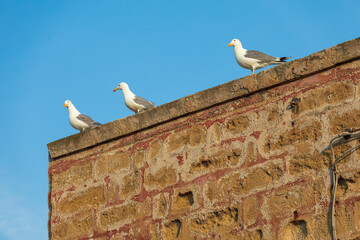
134,96,155,109
245,50,278,63
77,114,101,127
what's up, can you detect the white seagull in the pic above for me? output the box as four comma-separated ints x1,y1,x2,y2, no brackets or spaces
113,82,155,113
228,39,291,75
64,100,101,132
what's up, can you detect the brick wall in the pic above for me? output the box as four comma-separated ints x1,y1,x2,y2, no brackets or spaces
48,38,360,240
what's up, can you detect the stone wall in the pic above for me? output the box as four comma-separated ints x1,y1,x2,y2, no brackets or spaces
48,38,360,240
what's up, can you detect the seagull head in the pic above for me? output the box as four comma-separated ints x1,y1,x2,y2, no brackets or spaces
113,82,129,92
228,39,242,47
64,100,72,108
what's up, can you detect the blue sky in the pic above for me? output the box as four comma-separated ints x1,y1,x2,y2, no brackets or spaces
0,1,359,239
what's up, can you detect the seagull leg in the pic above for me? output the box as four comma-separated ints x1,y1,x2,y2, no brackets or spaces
252,68,255,75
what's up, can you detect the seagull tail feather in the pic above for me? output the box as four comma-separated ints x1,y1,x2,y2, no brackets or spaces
278,56,292,62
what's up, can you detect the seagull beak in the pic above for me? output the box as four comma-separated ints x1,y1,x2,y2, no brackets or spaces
64,104,68,107
113,88,118,92
227,43,233,47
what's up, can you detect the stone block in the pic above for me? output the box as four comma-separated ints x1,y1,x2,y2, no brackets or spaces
120,171,141,198
149,139,162,159
243,195,259,226
144,166,177,190
266,180,323,219
189,148,241,174
289,149,328,175
294,82,354,116
51,211,93,240
58,185,105,214
171,186,200,215
335,204,353,239
99,200,151,231
163,219,183,239
221,163,283,197
278,220,308,240
263,120,322,153
222,229,264,240
306,213,331,240
225,115,250,133
188,207,240,234
52,160,93,190
166,125,206,151
96,152,130,176
133,149,146,170
329,109,360,134
337,171,360,198
153,192,169,219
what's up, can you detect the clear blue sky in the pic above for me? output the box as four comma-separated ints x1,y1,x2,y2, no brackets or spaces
0,1,359,239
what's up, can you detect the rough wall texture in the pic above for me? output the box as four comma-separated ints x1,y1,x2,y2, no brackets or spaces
48,38,360,240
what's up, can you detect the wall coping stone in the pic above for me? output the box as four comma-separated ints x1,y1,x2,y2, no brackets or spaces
47,37,360,159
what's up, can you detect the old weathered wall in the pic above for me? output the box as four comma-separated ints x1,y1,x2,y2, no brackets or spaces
48,38,360,240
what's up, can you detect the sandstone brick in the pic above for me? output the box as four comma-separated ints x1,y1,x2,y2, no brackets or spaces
166,125,206,151
163,219,182,239
58,186,105,214
225,115,250,132
306,213,331,240
52,160,93,189
267,108,281,123
204,180,219,204
110,220,155,240
120,171,141,198
133,149,146,169
222,163,283,196
106,179,119,204
171,187,199,215
222,229,264,240
189,148,241,174
336,172,360,199
189,207,240,234
153,192,169,219
266,180,323,219
145,166,177,190
247,141,256,163
243,195,259,226
99,200,151,230
96,152,130,176
355,201,360,231
294,82,354,116
289,149,328,175
329,108,360,134
149,139,162,159
51,211,93,240
335,204,353,239
278,220,308,240
263,120,322,153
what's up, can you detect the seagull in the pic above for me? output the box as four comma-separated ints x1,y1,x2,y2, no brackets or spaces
113,82,155,113
64,100,101,132
228,39,291,74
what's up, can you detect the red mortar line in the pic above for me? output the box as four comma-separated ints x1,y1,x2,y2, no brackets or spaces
335,66,360,78
204,118,225,129
338,195,360,206
49,157,97,175
220,135,247,146
129,139,152,155
81,216,155,240
241,151,289,169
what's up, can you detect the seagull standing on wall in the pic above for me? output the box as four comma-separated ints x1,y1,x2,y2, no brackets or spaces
64,100,101,132
113,82,155,113
228,39,291,75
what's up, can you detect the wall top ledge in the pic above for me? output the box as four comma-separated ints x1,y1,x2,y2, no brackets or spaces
47,37,360,160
